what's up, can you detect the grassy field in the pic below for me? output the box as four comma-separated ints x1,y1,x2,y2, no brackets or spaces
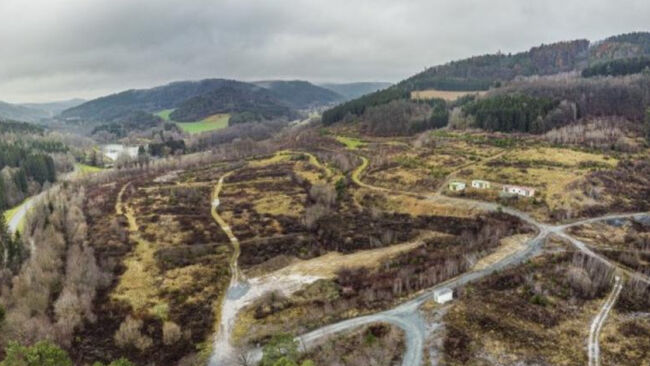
3,200,26,228
155,109,230,134
175,114,230,134
410,89,485,101
335,135,366,149
76,163,104,175
155,109,175,121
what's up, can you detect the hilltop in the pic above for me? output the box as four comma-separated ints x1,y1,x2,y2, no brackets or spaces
323,32,650,128
253,80,344,109
0,100,48,122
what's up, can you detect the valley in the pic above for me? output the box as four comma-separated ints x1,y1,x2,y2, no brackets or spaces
0,26,649,366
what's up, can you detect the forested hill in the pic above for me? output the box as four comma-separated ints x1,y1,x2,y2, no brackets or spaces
61,79,246,121
0,119,65,210
0,119,44,134
20,99,86,117
60,79,344,123
169,82,296,122
0,100,48,122
254,80,344,109
323,32,650,125
400,31,650,92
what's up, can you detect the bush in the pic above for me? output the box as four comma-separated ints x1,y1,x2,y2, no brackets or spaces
114,315,153,351
92,358,135,366
162,321,182,345
261,334,299,366
0,341,72,366
529,294,549,306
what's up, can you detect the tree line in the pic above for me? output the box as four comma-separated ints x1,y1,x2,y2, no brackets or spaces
582,56,650,77
462,94,558,133
459,74,650,134
358,98,449,136
0,120,43,135
321,86,408,125
0,143,56,210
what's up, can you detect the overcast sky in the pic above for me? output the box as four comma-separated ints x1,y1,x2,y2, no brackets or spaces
0,0,648,103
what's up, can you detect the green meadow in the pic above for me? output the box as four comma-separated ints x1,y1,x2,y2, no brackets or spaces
155,109,230,134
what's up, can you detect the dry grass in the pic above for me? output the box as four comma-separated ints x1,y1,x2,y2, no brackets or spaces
600,311,650,365
445,253,607,365
372,169,423,186
382,193,479,218
454,147,616,210
112,195,164,314
468,164,592,213
513,147,617,167
568,222,630,249
473,234,532,271
248,151,292,167
268,233,449,278
253,193,305,217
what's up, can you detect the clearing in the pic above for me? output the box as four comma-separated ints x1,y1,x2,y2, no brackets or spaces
155,109,175,121
175,113,230,134
76,163,104,175
410,89,485,101
335,135,366,150
156,108,230,134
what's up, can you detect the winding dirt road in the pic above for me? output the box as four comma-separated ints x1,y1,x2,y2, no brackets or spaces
209,152,649,366
7,197,36,234
588,276,623,366
283,154,648,366
208,172,321,365
7,164,82,235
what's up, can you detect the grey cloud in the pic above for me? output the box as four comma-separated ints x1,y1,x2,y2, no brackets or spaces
0,0,648,102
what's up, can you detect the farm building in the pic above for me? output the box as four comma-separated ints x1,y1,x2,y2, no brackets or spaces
448,181,466,191
433,288,453,304
502,184,536,197
471,180,490,189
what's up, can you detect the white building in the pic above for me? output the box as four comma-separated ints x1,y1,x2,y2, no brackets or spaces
448,181,466,191
433,288,453,304
471,180,490,189
502,184,536,197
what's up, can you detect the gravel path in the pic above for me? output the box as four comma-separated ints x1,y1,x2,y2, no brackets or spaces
209,153,649,366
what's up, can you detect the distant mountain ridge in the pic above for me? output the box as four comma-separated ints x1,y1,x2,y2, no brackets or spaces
0,100,48,122
319,82,393,99
169,80,296,122
61,78,363,123
254,80,344,109
0,98,86,122
21,99,86,117
61,79,248,121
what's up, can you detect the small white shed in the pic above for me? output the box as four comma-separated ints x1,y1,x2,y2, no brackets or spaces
448,181,466,191
433,287,453,304
502,184,536,197
471,179,490,189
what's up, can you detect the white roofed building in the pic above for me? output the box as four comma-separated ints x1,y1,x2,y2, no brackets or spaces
433,288,453,304
502,184,536,197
